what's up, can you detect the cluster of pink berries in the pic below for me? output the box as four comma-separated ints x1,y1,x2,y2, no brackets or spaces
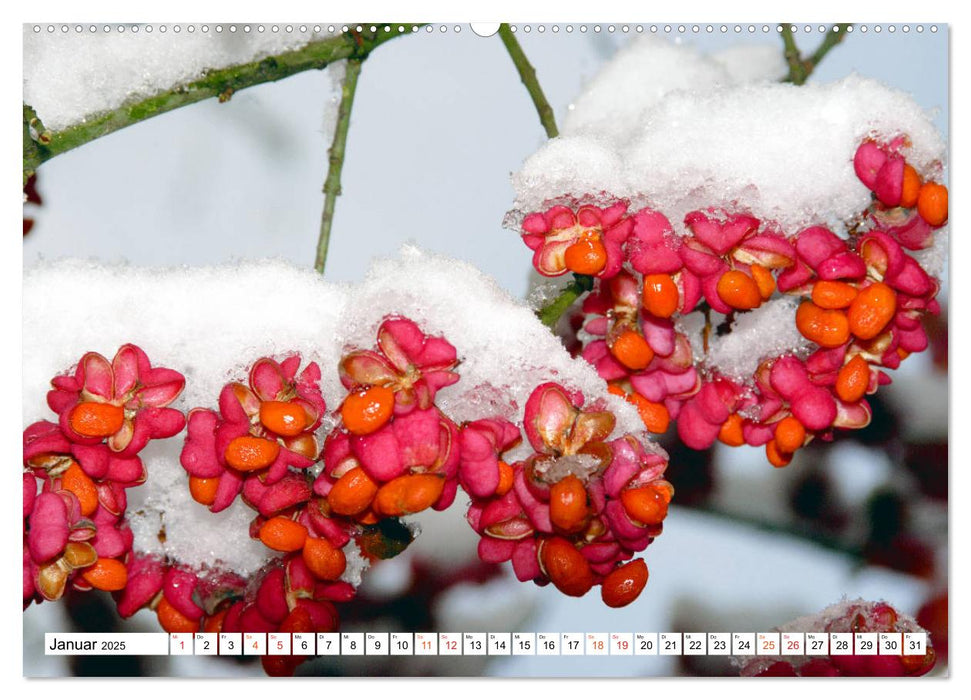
521,137,947,467
23,345,186,607
739,600,936,677
25,317,673,675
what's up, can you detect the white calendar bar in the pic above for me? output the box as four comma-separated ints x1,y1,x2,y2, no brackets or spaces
45,633,169,655
46,631,932,656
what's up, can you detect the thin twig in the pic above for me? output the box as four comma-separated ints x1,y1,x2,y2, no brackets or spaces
537,274,594,328
23,26,411,181
780,23,852,86
315,58,362,275
497,24,559,139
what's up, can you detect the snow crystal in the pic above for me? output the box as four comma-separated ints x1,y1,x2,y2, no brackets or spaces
23,247,645,574
913,228,949,279
23,25,314,132
341,541,369,589
702,298,811,381
533,453,603,483
514,37,946,236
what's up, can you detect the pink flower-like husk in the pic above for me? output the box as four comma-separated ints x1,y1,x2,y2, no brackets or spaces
90,507,133,558
256,568,290,625
511,539,541,582
874,156,904,207
478,537,515,563
351,408,456,482
458,418,522,498
116,554,165,618
512,468,553,533
249,356,326,428
685,210,761,257
734,233,797,269
28,491,70,562
627,207,683,274
854,142,887,190
242,472,312,516
24,473,36,519
164,568,204,621
179,409,223,479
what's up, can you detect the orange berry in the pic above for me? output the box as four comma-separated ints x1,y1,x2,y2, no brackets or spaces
750,264,776,300
642,273,680,318
80,557,128,592
917,182,948,226
847,282,897,340
224,436,280,471
629,393,670,434
258,516,308,552
539,537,595,597
373,474,445,517
774,416,806,454
189,476,220,506
718,413,745,447
302,537,347,581
496,461,514,496
157,596,200,633
600,559,649,608
900,164,922,208
68,401,125,438
327,467,378,516
795,301,850,348
564,233,607,275
811,280,858,310
609,330,655,371
259,400,309,437
61,462,98,517
550,474,589,533
836,355,870,403
341,386,395,436
716,270,762,310
765,439,792,468
620,484,671,526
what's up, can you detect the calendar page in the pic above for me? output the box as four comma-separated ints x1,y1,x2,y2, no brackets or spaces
20,17,948,681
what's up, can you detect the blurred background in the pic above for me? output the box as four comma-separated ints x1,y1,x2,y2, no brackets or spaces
22,22,948,677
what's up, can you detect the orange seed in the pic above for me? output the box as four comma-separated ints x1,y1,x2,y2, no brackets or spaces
836,355,870,403
564,233,607,275
811,280,858,310
62,462,98,517
157,596,199,633
642,273,680,318
68,402,125,438
750,264,776,300
189,476,220,506
773,416,806,454
900,164,922,209
917,182,948,226
539,537,595,597
258,516,308,552
620,484,671,526
302,537,347,581
718,413,745,447
80,557,128,592
550,474,589,533
795,301,850,348
259,400,309,437
600,558,649,608
224,436,280,471
847,282,896,340
609,330,655,371
373,474,445,517
327,467,379,515
716,270,762,310
341,386,395,436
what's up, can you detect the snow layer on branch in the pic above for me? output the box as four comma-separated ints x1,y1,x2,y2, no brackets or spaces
562,38,785,145
23,26,313,132
513,38,945,235
23,247,643,574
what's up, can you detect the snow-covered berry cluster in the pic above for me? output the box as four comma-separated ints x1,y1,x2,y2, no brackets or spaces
520,136,947,468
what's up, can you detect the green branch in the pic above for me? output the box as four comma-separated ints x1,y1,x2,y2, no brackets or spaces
23,26,411,181
497,24,558,139
315,58,362,275
537,274,594,328
780,23,852,86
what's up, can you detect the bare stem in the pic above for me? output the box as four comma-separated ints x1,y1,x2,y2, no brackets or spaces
23,26,411,181
315,59,362,275
497,24,559,139
537,274,594,328
780,23,852,86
